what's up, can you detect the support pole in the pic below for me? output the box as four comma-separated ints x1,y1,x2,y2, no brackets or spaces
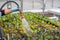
20,0,23,12
42,0,46,16
32,0,34,9
0,27,4,40
52,0,54,8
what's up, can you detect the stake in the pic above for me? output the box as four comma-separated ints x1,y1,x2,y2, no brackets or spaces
0,27,4,40
12,33,14,40
7,34,9,40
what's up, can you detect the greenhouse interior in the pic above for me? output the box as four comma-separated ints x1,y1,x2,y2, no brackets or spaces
0,0,60,40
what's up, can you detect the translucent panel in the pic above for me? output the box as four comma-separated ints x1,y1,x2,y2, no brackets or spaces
46,0,52,9
0,0,7,9
0,0,60,10
53,0,60,8
23,0,32,10
34,0,43,10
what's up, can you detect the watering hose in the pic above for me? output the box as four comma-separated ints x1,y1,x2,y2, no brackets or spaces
0,1,25,19
0,0,25,21
0,1,19,16
19,9,24,18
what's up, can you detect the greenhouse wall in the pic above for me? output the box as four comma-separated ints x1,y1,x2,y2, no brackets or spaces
0,0,60,10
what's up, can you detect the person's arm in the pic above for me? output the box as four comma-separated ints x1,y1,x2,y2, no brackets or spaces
0,7,19,16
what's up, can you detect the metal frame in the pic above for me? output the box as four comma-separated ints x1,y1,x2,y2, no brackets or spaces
42,0,46,16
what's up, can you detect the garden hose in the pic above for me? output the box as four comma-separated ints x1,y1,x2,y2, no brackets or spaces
0,0,25,22
0,1,19,16
19,9,24,19
0,1,19,10
0,0,25,19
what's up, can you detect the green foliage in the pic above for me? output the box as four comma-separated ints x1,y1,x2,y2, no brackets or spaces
0,12,60,40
